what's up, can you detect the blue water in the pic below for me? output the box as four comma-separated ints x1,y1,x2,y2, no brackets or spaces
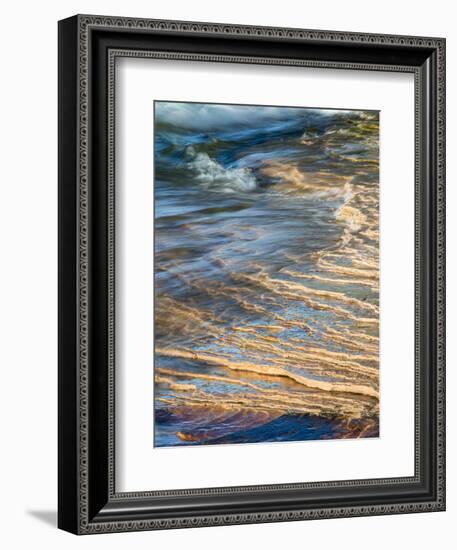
153,102,380,447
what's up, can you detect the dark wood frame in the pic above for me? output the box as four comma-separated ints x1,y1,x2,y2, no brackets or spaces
58,14,446,534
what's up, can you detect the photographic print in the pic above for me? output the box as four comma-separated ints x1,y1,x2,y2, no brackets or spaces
154,101,380,447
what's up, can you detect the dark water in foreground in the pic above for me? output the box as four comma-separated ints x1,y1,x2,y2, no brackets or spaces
154,102,380,447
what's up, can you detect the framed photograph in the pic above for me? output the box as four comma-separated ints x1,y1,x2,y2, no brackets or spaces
58,14,446,534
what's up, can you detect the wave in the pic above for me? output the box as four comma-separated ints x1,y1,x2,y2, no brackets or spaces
155,348,379,399
155,101,356,132
259,161,352,198
185,145,257,192
335,204,367,233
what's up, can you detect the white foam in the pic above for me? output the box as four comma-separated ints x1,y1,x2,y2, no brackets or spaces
186,146,257,193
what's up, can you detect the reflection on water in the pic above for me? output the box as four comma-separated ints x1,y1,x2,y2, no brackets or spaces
154,101,380,446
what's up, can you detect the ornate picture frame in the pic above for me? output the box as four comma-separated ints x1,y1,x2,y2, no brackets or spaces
58,14,445,534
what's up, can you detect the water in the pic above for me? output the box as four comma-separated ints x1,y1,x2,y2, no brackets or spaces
154,102,380,447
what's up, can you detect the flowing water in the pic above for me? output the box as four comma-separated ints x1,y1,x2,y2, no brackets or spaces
153,102,379,446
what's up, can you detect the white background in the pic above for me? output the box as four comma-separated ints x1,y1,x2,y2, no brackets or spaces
0,1,454,549
116,59,415,491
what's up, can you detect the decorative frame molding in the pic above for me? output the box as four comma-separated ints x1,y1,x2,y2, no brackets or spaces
58,14,445,534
